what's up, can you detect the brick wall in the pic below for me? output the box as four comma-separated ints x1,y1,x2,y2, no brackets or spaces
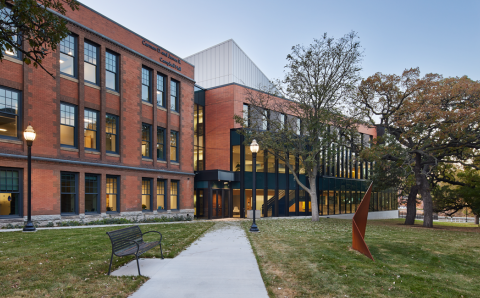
0,5,195,219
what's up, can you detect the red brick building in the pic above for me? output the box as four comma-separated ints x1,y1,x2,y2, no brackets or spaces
0,4,195,226
0,5,398,226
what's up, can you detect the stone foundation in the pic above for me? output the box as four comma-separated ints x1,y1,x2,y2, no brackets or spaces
0,209,194,229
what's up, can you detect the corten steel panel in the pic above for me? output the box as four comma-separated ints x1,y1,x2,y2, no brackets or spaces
352,182,374,261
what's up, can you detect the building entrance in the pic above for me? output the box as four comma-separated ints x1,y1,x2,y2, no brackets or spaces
212,189,230,219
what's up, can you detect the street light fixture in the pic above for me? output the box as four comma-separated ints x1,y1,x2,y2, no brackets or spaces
249,139,260,232
23,125,36,232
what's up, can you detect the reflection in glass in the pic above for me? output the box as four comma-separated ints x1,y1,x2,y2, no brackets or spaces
60,53,74,76
84,109,97,150
106,52,117,90
60,103,76,147
142,68,150,102
60,35,75,76
84,62,96,83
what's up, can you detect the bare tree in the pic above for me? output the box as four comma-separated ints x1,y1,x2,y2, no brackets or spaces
235,32,365,222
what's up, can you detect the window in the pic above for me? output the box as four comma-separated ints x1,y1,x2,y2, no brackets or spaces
170,80,178,112
157,180,166,211
157,73,165,107
280,114,285,127
84,41,98,84
142,123,151,158
60,34,76,77
157,127,165,160
250,106,267,131
85,174,99,213
61,172,76,214
170,180,178,210
142,178,152,211
170,130,178,162
84,109,98,150
194,104,204,171
243,104,249,127
60,103,76,147
106,114,118,153
0,6,21,59
105,51,118,91
0,169,21,216
0,86,20,139
141,67,151,103
106,176,118,212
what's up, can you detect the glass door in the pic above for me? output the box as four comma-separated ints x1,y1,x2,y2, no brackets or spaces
212,190,222,218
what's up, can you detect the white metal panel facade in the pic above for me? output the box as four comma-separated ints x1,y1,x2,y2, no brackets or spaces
184,39,274,91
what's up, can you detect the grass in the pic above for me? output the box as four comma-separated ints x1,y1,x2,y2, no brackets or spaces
243,218,480,298
0,221,214,297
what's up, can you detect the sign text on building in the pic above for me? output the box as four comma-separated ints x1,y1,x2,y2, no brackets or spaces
142,40,182,72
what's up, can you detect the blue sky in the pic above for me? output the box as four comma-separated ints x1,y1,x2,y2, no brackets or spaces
79,0,480,82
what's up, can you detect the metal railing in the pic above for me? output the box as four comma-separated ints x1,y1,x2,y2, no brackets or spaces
398,211,438,220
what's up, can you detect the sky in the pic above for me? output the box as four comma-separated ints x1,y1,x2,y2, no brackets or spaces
79,0,480,82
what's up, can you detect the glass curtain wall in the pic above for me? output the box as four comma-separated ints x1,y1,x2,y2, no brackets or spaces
229,130,398,219
194,104,205,171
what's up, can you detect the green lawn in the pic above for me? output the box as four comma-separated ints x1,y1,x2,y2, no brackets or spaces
244,218,480,298
0,222,214,297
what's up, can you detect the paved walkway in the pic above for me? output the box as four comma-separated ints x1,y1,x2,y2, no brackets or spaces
112,222,268,298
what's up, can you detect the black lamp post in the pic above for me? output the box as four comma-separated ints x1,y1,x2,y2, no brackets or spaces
249,139,260,232
23,125,36,232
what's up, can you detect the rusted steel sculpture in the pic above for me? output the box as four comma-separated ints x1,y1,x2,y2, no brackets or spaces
352,182,374,261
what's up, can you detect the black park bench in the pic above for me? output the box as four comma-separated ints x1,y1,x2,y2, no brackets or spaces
106,226,164,276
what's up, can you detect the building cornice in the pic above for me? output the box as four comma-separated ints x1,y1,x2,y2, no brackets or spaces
0,153,195,176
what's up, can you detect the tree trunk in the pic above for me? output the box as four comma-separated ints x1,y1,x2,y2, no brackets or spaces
405,184,418,225
475,215,479,225
418,173,434,228
309,176,319,222
414,152,434,228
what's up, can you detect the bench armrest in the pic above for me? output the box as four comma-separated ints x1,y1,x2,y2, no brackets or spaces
112,239,140,255
142,231,162,243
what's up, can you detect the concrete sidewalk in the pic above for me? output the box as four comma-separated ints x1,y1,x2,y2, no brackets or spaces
112,222,268,298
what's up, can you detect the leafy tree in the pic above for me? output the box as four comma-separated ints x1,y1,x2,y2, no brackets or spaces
356,68,480,228
432,160,480,225
0,0,79,78
360,133,419,224
234,32,365,222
